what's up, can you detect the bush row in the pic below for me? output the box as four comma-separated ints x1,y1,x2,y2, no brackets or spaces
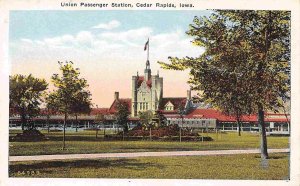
104,134,213,141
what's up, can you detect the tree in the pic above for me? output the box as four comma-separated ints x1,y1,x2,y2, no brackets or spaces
177,104,186,142
158,10,290,160
115,101,130,133
44,93,58,133
95,113,106,138
154,110,167,127
138,111,154,130
177,104,185,128
9,74,48,130
48,61,92,150
70,91,92,132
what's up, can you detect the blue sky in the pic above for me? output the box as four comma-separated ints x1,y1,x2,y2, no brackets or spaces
10,10,211,41
9,10,211,107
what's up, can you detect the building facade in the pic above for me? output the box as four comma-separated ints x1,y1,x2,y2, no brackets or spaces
131,60,163,117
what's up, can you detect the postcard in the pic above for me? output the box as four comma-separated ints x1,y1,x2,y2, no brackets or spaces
0,0,300,186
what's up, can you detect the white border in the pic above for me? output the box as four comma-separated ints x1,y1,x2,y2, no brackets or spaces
0,0,299,186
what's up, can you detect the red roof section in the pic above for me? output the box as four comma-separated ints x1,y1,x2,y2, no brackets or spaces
108,98,132,114
166,109,289,123
184,109,254,122
160,110,178,114
160,97,187,110
38,108,61,115
90,108,109,115
137,76,152,88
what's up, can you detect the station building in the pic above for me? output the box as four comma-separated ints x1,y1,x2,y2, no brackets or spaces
9,57,290,133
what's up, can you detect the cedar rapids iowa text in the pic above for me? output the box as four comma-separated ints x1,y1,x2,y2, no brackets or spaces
60,2,194,8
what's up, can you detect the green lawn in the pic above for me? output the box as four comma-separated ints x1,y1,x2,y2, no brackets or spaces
9,153,289,179
9,130,289,156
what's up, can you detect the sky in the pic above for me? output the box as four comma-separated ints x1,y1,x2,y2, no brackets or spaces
9,10,211,107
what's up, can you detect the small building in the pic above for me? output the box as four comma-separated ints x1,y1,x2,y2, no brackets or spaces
163,108,290,133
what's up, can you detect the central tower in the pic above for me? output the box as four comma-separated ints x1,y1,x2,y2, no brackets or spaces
131,39,163,117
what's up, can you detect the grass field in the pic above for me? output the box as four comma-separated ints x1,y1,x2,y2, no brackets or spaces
9,153,289,179
9,129,290,179
9,129,289,156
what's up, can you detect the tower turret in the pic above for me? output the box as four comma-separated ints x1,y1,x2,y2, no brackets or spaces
131,76,138,117
144,60,151,81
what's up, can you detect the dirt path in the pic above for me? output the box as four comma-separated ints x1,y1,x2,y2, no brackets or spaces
9,148,289,162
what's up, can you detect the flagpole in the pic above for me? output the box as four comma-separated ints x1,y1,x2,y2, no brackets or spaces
147,38,149,61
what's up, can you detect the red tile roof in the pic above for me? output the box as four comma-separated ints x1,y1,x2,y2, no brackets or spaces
108,98,132,114
90,108,109,115
160,97,187,110
184,109,250,121
166,108,289,123
39,108,61,115
160,110,178,114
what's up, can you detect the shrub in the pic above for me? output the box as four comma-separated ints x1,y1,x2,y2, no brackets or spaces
104,134,213,141
126,125,198,138
105,125,213,141
10,129,48,142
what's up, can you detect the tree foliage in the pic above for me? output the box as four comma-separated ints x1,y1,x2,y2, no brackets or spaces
138,111,154,130
95,113,106,138
95,113,106,124
47,61,92,149
115,101,130,132
158,10,290,159
177,104,186,128
9,74,48,130
154,110,167,128
70,91,92,117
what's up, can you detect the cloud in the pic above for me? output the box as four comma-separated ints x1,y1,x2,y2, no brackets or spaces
76,31,93,48
99,27,153,47
20,38,33,43
92,20,120,30
12,26,203,64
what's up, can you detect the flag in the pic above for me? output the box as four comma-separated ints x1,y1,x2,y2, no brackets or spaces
144,39,149,51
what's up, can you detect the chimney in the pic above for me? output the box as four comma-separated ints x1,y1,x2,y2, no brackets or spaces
114,92,119,100
187,90,191,100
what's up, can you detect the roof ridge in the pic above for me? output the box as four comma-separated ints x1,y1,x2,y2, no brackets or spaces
108,99,117,111
163,97,186,99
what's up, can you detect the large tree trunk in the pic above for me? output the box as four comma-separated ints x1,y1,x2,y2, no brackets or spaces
282,106,290,126
75,114,78,132
62,112,67,150
258,104,268,160
103,122,106,136
237,120,241,136
124,123,128,133
47,116,50,134
96,127,98,139
21,115,25,131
